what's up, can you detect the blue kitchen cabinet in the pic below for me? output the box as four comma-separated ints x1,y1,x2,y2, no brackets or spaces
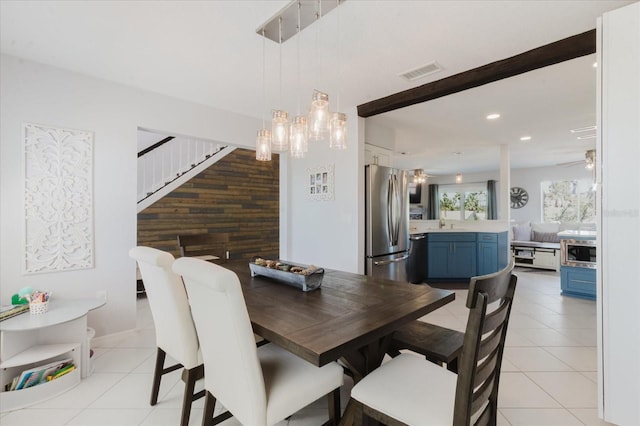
450,241,477,277
477,232,509,276
477,233,498,276
427,241,451,278
561,266,596,300
427,233,477,279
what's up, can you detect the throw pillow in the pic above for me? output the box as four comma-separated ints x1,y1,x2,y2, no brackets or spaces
533,231,560,243
532,222,560,234
513,224,532,241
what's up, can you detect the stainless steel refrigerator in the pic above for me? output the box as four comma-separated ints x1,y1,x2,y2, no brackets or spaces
365,164,409,282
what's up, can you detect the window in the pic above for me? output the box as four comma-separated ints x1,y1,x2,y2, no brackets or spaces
541,179,595,223
439,184,488,221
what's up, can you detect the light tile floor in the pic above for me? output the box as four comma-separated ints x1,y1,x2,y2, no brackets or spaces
0,268,612,425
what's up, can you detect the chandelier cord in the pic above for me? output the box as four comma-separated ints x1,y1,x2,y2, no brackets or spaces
336,0,340,111
261,29,266,128
315,0,320,90
278,16,283,108
319,0,323,89
297,1,301,115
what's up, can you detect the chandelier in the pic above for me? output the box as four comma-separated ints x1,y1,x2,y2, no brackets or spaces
255,0,347,161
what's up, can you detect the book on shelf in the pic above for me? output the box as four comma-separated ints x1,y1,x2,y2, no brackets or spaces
0,304,29,321
7,358,74,391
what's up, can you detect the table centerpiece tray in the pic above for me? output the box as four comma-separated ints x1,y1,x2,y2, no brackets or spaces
249,257,324,292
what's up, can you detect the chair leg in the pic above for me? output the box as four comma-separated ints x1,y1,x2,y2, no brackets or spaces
180,365,205,426
202,391,216,426
150,347,166,405
200,391,233,426
328,387,341,425
353,399,364,425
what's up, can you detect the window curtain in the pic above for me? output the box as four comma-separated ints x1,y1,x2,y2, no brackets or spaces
487,180,498,220
427,184,439,219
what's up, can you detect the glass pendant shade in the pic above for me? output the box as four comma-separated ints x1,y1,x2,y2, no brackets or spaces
289,116,308,159
271,110,289,152
308,90,330,141
329,112,347,150
255,129,272,161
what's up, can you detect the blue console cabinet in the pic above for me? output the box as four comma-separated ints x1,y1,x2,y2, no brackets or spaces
558,231,597,300
561,266,596,300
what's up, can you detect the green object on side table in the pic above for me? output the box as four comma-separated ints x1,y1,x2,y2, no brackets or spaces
11,294,29,305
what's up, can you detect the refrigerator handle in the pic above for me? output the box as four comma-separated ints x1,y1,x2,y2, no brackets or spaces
390,174,400,245
373,254,410,266
387,175,394,245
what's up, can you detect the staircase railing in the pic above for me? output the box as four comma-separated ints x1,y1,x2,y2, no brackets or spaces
137,136,235,212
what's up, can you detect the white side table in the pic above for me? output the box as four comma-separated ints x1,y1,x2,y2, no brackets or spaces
0,298,105,412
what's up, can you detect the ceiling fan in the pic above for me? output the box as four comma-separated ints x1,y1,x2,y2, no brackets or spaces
557,149,596,169
412,169,436,183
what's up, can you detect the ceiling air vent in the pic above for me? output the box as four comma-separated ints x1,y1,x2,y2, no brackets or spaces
399,61,442,82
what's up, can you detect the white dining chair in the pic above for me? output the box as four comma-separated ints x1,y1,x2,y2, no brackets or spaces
128,246,204,426
351,264,517,426
172,257,344,426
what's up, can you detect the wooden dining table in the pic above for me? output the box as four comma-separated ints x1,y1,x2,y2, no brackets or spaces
223,260,456,424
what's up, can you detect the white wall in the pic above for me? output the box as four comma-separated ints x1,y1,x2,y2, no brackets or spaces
510,165,593,223
364,120,394,150
280,109,363,274
598,3,640,424
0,54,260,337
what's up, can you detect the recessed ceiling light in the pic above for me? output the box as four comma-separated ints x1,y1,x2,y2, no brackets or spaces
570,125,596,133
577,134,596,140
486,113,501,120
593,62,598,68
520,136,532,141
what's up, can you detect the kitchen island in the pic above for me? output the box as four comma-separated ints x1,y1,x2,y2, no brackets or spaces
409,221,509,282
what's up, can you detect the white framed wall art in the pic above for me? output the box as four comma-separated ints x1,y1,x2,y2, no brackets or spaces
23,123,94,274
306,164,334,201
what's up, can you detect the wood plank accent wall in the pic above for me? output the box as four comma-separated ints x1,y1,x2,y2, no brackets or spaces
137,148,280,260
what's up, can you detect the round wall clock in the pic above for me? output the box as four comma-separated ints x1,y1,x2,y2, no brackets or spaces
510,187,529,209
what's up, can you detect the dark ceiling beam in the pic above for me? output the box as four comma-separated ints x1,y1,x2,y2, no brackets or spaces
357,29,596,118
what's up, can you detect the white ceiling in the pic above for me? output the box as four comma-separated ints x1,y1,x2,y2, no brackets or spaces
376,53,599,174
1,0,634,172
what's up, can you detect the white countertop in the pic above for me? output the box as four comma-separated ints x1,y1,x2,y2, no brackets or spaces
410,220,509,234
558,230,597,239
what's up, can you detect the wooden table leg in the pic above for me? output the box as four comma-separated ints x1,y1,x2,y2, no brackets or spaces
339,336,392,426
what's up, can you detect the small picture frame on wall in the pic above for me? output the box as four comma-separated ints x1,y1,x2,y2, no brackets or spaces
307,164,334,201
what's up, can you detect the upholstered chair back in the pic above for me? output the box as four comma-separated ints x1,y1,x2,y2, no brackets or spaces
129,246,201,369
172,257,267,425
